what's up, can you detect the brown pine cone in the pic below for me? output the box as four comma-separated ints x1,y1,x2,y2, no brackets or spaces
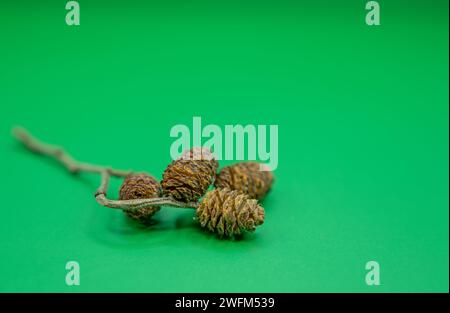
119,173,161,223
214,162,274,200
161,147,219,202
196,188,265,238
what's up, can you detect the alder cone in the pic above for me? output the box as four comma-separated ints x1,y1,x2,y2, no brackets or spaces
119,173,161,223
196,188,265,238
214,162,274,200
161,147,219,202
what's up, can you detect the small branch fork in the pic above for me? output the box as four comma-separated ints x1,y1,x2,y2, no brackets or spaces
13,127,198,211
95,170,198,210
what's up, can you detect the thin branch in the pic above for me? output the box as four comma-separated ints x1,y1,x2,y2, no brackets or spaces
13,126,198,211
13,127,131,177
94,170,198,210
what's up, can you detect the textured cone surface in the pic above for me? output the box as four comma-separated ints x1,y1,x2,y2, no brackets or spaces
119,173,161,223
215,162,274,200
161,147,219,202
196,188,265,237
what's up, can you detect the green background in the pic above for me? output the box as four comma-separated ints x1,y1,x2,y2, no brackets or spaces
0,0,448,292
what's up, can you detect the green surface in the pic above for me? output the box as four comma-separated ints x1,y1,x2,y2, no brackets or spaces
0,1,448,292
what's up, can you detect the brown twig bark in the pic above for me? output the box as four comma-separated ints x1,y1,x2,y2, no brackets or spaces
13,127,198,211
95,170,198,209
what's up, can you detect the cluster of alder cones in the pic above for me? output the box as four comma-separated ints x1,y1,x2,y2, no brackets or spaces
119,147,274,238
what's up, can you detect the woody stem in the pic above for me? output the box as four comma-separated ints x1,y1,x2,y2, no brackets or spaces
13,127,132,177
95,170,198,210
13,127,198,211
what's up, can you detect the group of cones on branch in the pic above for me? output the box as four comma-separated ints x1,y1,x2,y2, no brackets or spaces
119,147,274,238
12,127,274,239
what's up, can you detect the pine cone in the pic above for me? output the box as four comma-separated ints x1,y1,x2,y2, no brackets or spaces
119,173,161,223
215,162,274,200
161,147,219,202
196,188,265,237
